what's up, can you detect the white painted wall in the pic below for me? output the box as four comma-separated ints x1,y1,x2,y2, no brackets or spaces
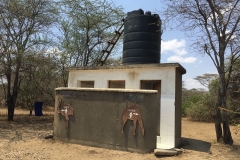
67,64,185,149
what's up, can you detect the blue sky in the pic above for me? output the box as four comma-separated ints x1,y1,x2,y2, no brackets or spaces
112,0,218,90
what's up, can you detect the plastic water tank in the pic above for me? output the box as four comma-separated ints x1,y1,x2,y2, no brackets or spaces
122,9,161,64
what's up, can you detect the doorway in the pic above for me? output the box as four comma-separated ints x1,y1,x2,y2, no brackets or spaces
140,80,161,135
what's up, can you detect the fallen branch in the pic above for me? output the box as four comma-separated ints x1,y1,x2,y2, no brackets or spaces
218,107,240,114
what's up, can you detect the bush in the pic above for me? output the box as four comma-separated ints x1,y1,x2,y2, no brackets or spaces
186,103,214,122
184,93,215,122
182,89,203,116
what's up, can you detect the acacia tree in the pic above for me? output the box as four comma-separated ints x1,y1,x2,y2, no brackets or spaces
162,0,240,144
194,73,218,88
0,0,57,121
57,0,125,68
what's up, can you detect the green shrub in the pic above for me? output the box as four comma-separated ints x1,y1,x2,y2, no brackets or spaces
182,89,203,116
186,103,214,122
185,93,215,122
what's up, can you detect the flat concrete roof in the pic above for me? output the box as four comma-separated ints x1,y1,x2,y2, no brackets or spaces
66,63,186,74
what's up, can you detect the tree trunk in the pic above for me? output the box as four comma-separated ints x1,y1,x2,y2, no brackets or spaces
222,110,233,145
7,96,15,121
215,71,233,145
29,109,32,116
215,107,222,142
7,105,14,121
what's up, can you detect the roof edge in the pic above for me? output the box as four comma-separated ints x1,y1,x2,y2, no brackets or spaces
65,63,186,74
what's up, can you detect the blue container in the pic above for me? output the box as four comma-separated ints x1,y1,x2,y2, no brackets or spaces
34,101,43,116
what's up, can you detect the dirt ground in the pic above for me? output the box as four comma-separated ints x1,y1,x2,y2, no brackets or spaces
0,107,240,160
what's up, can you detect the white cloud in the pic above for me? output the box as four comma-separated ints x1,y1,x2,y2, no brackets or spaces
162,39,186,54
167,55,197,63
184,78,208,90
162,39,197,64
175,49,187,56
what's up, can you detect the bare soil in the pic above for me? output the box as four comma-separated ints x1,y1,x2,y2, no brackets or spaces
0,107,240,160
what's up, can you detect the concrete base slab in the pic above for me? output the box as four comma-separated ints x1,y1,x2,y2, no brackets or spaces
154,148,182,156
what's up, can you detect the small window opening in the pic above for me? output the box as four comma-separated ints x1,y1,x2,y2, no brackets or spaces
79,81,94,88
108,80,125,89
140,80,161,91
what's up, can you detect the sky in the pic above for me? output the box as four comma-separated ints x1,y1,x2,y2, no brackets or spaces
112,0,218,90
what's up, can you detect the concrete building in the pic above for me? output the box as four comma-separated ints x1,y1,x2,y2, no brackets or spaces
54,63,186,152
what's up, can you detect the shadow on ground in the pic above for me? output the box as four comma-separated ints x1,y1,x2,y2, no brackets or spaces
179,137,211,152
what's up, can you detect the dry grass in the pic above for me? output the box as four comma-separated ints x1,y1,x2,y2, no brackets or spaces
0,107,240,160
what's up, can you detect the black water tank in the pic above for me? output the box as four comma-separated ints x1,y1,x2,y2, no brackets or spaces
122,9,161,64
